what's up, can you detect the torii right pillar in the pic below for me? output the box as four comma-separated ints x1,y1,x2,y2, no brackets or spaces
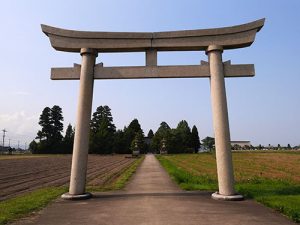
206,45,244,200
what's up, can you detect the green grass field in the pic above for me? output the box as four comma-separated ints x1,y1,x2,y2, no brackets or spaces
0,156,144,225
157,152,300,223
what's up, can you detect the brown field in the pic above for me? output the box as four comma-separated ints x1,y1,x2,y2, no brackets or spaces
0,155,135,201
163,151,300,183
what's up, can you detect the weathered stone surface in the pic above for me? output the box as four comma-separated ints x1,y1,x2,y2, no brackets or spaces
41,19,264,52
67,48,97,197
51,63,254,80
145,50,157,66
207,45,236,196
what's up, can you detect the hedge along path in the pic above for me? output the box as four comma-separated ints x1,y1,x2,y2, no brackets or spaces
0,155,136,201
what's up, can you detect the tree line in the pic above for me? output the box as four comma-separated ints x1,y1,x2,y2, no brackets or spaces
29,105,297,154
30,106,74,154
29,105,201,154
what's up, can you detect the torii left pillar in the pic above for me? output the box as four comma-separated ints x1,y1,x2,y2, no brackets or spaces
62,48,97,199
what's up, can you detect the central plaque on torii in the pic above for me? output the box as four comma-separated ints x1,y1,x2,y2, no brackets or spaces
42,19,265,200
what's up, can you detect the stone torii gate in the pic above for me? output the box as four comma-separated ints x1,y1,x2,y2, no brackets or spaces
42,19,264,200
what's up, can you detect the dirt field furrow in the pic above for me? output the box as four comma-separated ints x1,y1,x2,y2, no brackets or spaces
0,155,135,201
85,158,132,182
88,159,134,185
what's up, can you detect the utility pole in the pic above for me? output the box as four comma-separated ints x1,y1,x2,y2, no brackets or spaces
2,129,7,148
18,140,20,150
8,138,12,155
25,142,27,151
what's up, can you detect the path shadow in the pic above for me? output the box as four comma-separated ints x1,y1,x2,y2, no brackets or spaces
92,191,213,199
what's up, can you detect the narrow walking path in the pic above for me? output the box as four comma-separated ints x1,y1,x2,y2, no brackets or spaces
15,154,295,225
124,153,181,193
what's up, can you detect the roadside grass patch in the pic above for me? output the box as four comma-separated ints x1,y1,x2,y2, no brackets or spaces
157,155,217,190
157,153,300,223
237,180,300,222
257,195,300,223
0,187,67,225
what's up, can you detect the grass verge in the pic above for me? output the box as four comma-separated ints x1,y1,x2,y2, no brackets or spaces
237,181,300,223
0,156,144,225
0,187,67,225
157,155,217,190
157,155,300,223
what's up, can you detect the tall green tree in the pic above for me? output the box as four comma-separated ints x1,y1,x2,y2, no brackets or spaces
63,124,75,153
90,106,116,134
29,140,38,154
51,105,64,142
112,130,126,154
201,136,215,151
64,124,74,142
89,105,116,154
191,125,200,153
175,120,192,152
35,105,64,153
151,121,171,153
36,130,43,142
128,119,143,134
123,119,144,153
37,107,52,142
145,129,154,153
157,122,171,133
147,129,154,139
167,129,180,153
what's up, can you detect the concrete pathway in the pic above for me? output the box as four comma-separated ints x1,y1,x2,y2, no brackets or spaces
124,153,181,194
15,154,295,225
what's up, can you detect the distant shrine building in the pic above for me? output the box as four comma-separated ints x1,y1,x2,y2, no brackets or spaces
42,19,265,201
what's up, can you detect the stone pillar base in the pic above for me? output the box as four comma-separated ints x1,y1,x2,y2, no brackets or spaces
61,192,92,200
211,192,244,201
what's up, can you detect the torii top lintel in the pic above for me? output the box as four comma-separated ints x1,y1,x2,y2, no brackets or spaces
41,19,265,53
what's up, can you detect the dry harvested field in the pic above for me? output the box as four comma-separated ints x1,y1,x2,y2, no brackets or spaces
157,152,300,222
163,151,300,183
0,155,135,201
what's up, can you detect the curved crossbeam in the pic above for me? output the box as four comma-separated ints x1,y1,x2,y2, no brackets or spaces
41,19,264,52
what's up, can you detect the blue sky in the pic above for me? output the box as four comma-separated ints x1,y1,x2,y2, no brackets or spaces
0,0,300,148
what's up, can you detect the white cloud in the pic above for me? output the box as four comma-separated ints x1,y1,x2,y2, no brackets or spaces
0,111,38,145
